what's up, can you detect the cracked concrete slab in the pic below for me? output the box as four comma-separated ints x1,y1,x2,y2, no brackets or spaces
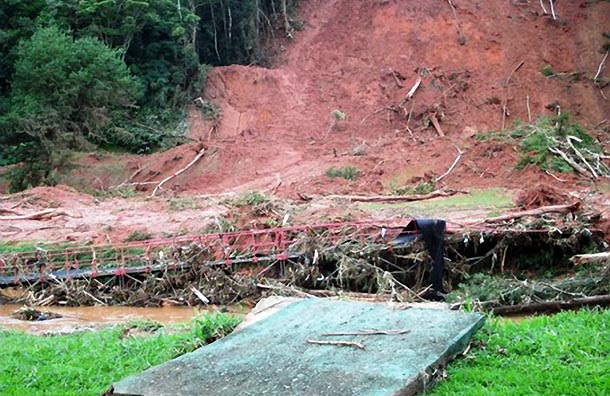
112,298,484,396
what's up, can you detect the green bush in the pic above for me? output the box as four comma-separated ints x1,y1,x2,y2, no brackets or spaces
514,114,600,173
541,64,555,77
326,166,359,180
236,191,269,206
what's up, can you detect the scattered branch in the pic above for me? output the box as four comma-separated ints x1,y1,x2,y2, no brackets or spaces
435,147,464,182
429,112,445,137
548,0,557,20
570,252,610,266
484,202,580,223
493,294,610,315
594,49,609,83
150,146,206,197
446,0,466,45
539,0,548,14
0,208,75,221
307,339,365,350
506,61,525,86
326,190,462,203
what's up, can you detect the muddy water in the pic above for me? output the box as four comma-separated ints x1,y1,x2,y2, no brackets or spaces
0,304,211,333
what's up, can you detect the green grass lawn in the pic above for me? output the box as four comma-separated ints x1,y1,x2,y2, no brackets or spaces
0,313,240,396
1,309,608,396
359,188,513,217
431,309,610,396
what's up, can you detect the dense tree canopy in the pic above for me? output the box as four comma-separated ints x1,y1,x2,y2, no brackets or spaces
0,0,299,191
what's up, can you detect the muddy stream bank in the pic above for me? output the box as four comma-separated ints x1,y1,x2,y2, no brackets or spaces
0,304,246,333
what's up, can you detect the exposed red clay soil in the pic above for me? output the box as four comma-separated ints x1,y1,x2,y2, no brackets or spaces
2,0,610,243
127,0,610,198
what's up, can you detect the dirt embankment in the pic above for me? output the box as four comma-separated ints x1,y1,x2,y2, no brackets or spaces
127,0,610,198
2,0,610,244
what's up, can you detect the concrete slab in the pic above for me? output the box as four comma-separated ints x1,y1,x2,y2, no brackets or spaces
112,299,484,396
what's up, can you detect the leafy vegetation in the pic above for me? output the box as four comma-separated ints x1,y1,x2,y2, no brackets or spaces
541,64,555,77
124,230,155,242
0,0,300,191
236,191,270,206
431,309,610,396
326,166,359,180
0,312,241,396
390,180,436,196
515,114,603,173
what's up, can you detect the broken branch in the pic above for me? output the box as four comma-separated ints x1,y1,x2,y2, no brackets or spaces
429,113,445,137
435,147,464,182
484,202,580,223
150,146,206,197
0,209,74,221
326,190,462,203
594,49,609,83
570,252,610,266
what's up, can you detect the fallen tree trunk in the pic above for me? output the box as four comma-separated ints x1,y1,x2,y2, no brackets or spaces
327,190,461,203
492,294,610,315
570,252,610,266
0,208,61,221
484,201,580,223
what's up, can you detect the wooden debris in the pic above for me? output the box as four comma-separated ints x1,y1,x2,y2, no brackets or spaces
405,77,422,101
435,147,464,182
307,339,366,350
0,208,75,221
484,202,580,223
570,252,610,266
594,49,609,83
429,113,445,137
493,294,610,315
326,190,461,203
150,146,206,197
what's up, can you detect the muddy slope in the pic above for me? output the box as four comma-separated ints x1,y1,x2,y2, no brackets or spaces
130,0,610,197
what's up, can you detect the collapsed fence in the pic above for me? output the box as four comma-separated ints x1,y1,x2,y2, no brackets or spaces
1,216,607,310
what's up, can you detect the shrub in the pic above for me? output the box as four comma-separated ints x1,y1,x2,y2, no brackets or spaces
326,166,359,180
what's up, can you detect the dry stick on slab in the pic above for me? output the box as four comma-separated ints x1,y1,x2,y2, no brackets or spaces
594,49,609,83
321,330,410,336
307,339,366,350
436,147,464,182
150,147,206,197
526,95,532,123
483,201,580,223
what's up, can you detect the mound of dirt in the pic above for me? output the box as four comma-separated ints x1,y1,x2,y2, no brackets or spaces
137,0,609,198
515,184,571,209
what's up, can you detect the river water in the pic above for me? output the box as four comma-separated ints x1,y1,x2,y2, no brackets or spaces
0,304,211,333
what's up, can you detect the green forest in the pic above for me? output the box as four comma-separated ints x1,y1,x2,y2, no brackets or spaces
0,0,298,191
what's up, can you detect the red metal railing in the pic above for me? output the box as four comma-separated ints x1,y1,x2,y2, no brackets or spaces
0,221,411,285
